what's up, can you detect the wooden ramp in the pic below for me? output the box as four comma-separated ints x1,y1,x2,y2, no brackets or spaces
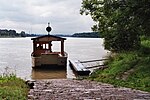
69,60,91,76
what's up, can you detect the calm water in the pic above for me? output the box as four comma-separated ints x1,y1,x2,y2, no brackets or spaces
0,37,108,80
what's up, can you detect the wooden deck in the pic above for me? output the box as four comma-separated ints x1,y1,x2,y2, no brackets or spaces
69,60,91,76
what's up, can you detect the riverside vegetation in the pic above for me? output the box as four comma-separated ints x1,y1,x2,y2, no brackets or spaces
0,72,29,99
89,36,150,92
81,0,150,92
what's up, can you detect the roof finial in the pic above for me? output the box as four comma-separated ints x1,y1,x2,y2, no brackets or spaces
46,22,52,35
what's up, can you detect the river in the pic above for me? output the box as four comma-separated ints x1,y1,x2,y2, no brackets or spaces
0,37,108,80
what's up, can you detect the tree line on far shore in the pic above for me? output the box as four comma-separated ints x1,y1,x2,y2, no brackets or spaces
55,32,100,38
0,29,37,37
72,32,100,38
0,29,100,38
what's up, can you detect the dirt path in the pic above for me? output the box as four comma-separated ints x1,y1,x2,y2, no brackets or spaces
28,79,150,100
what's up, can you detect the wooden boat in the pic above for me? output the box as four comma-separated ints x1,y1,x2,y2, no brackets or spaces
31,23,67,69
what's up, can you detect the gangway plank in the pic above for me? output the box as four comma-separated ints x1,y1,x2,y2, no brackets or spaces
69,60,91,76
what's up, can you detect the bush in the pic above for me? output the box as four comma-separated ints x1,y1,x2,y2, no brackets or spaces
0,73,29,99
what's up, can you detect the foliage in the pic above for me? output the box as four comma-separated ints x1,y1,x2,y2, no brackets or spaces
89,36,150,92
0,29,38,37
0,73,29,99
80,0,150,51
0,29,21,37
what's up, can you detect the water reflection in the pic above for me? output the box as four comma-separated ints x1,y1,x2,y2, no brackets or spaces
32,68,66,79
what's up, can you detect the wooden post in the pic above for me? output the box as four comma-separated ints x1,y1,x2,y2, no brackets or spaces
49,42,52,52
33,41,36,52
61,40,64,56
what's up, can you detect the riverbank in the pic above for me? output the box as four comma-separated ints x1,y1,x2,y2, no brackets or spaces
89,36,150,92
1,77,150,99
0,75,29,99
28,79,150,100
0,36,25,38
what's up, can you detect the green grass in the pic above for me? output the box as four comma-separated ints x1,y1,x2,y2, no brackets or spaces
89,36,150,92
0,75,29,100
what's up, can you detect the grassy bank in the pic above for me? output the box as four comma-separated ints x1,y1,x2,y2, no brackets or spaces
0,75,29,99
89,36,150,92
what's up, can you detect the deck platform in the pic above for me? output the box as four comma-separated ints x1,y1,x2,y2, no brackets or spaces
69,60,91,76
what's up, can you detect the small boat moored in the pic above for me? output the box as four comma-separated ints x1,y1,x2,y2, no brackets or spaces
31,23,67,69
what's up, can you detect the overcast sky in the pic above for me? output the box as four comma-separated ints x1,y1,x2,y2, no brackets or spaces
0,0,94,34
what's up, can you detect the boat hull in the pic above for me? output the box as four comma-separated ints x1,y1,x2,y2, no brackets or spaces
32,52,67,69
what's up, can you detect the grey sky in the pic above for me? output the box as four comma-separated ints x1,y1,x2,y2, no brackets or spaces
0,0,94,34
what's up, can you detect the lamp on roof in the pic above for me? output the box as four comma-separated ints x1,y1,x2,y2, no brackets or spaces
46,22,52,35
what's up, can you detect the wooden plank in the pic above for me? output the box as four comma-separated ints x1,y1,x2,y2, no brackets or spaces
80,59,108,63
86,65,105,69
69,60,91,75
69,60,83,71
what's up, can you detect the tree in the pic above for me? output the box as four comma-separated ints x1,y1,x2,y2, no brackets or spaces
80,0,150,51
9,30,17,36
20,31,26,37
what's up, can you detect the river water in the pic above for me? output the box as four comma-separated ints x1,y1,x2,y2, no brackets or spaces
0,37,108,80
